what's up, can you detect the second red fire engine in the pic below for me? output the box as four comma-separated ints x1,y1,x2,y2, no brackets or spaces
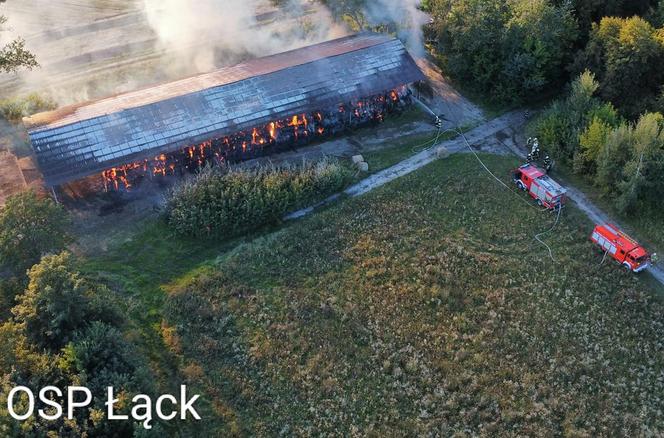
590,224,652,272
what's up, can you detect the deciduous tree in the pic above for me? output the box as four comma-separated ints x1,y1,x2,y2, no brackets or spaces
616,112,664,212
12,252,87,351
433,0,577,102
573,16,664,118
595,123,633,196
0,191,71,276
531,71,602,163
0,1,38,73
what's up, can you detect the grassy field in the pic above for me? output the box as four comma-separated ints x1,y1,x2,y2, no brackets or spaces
362,133,439,172
84,153,664,435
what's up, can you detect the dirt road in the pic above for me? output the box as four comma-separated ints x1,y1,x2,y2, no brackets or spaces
344,111,523,197
415,58,485,129
285,111,522,218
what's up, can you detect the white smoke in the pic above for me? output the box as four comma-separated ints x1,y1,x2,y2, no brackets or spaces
141,0,347,72
363,0,428,57
0,0,427,107
0,0,347,105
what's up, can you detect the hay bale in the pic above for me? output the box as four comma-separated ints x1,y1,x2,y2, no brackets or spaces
435,146,450,159
357,161,369,172
351,154,364,164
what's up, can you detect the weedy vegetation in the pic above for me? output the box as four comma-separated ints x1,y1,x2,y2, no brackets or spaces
0,93,55,122
165,159,352,239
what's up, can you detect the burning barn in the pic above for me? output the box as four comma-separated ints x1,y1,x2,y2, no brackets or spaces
23,33,425,191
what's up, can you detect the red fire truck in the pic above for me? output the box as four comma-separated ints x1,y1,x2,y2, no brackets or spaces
590,224,651,272
512,163,566,209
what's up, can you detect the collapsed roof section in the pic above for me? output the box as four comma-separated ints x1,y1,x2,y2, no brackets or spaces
24,33,425,187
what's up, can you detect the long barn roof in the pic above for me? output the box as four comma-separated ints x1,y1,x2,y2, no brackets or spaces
24,33,425,186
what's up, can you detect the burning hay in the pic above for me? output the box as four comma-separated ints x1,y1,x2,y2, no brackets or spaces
102,87,412,191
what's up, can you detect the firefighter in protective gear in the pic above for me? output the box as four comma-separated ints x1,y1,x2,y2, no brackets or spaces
526,137,541,163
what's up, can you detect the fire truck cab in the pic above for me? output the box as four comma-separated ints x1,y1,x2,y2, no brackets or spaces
512,163,566,209
590,224,651,272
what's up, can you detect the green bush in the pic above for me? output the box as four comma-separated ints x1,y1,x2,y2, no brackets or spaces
530,71,607,164
166,159,352,238
11,252,88,351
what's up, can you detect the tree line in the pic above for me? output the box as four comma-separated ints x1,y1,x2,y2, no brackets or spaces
532,71,664,213
421,1,664,213
426,0,664,111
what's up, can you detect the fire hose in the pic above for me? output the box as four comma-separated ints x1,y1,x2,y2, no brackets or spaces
429,93,562,261
534,204,563,262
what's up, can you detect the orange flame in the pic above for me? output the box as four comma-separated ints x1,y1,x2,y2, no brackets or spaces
101,87,404,190
268,122,277,140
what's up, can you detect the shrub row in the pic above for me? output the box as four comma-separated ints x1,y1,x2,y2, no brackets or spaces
165,159,352,238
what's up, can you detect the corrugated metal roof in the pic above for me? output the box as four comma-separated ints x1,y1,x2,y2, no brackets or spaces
25,33,425,186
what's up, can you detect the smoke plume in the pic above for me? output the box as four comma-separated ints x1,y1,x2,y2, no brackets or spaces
0,0,346,106
141,0,347,73
0,0,428,108
363,0,429,57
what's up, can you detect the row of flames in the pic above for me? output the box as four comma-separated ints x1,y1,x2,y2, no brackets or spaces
102,87,411,191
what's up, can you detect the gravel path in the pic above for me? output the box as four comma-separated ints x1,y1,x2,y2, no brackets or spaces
285,111,524,219
344,111,524,197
